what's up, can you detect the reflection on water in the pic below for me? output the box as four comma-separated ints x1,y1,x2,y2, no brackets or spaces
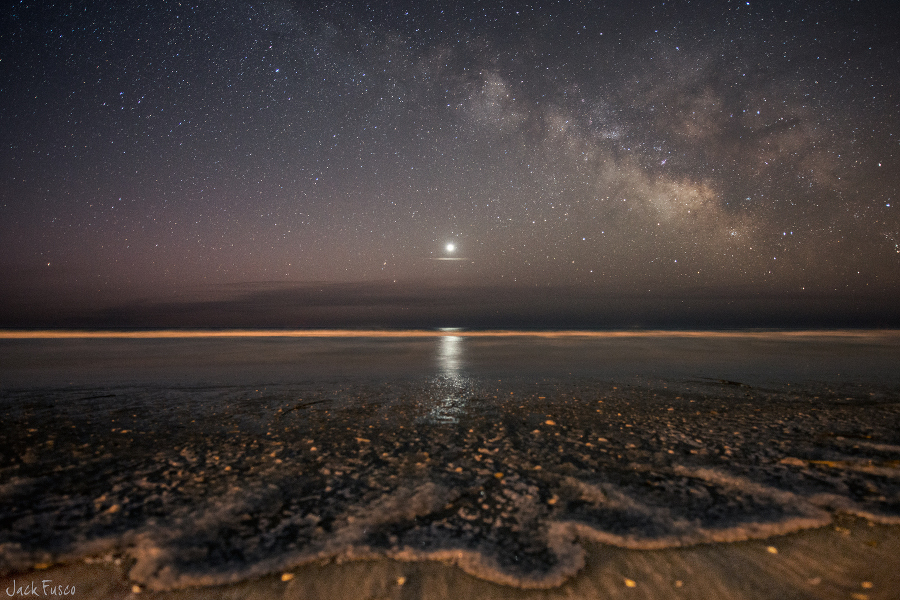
422,332,470,424
437,332,463,376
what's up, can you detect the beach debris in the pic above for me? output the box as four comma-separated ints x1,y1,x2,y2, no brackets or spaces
6,370,900,594
624,578,637,587
697,377,749,388
279,399,327,417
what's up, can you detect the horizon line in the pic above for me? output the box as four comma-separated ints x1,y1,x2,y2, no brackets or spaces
2,329,899,340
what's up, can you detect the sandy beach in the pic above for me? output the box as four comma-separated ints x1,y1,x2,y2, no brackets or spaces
2,332,899,599
3,516,899,599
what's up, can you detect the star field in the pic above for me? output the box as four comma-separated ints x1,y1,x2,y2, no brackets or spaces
1,0,898,328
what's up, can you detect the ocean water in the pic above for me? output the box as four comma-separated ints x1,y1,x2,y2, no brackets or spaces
1,331,899,591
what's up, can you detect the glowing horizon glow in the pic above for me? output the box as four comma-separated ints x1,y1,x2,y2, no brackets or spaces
0,329,897,339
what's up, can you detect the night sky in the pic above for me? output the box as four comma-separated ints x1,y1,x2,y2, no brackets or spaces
2,0,898,329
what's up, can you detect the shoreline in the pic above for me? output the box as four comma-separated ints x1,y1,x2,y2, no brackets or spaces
2,516,897,599
3,336,899,598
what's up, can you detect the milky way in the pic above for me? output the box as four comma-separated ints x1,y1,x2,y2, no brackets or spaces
1,1,898,328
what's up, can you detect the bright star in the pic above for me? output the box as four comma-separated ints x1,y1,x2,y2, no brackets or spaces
446,243,455,253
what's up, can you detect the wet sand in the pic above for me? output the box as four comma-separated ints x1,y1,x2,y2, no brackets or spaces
3,516,898,599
